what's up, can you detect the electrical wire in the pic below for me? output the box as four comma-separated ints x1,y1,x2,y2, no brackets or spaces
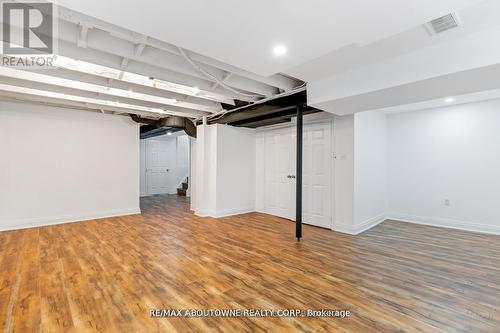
177,46,265,99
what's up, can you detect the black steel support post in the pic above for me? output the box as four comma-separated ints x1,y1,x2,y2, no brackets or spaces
296,104,303,240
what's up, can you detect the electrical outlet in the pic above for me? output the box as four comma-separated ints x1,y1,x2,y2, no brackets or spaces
444,199,450,206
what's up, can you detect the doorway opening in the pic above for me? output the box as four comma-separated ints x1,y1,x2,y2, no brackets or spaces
140,132,190,197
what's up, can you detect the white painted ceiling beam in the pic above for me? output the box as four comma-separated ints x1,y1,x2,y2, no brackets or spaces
0,74,211,117
0,66,216,113
0,96,161,119
178,48,300,91
24,67,221,109
55,39,247,103
48,20,277,98
0,84,202,118
58,6,299,91
62,24,278,97
3,29,239,105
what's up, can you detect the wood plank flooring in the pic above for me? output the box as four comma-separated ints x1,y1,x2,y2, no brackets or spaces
1,195,500,332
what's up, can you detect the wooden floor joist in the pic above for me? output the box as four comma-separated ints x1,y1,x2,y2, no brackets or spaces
0,195,499,332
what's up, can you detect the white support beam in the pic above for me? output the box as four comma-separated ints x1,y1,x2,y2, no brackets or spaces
56,20,278,97
26,67,222,109
58,7,301,91
0,75,210,117
0,68,212,116
0,66,217,112
54,40,242,103
0,84,202,118
4,27,239,104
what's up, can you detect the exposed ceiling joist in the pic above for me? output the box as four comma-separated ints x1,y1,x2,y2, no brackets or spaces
0,67,214,115
58,6,301,91
56,39,242,103
0,76,210,118
0,5,306,122
0,84,202,118
23,67,221,109
66,25,277,97
4,30,238,105
8,20,279,99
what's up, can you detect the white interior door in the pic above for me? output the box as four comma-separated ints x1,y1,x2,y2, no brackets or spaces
264,128,295,220
302,123,332,228
146,139,175,194
262,122,332,228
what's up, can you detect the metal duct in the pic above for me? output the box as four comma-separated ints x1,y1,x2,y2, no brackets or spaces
130,115,197,138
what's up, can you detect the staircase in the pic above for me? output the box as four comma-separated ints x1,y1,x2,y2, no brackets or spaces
177,178,189,196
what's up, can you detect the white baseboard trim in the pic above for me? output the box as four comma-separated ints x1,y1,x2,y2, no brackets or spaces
195,207,255,218
332,221,355,235
387,212,500,235
194,209,215,217
213,207,255,218
354,214,387,235
0,207,141,232
333,214,387,235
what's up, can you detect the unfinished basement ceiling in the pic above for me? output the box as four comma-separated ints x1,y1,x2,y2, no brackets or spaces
2,0,498,122
57,0,482,76
0,3,303,122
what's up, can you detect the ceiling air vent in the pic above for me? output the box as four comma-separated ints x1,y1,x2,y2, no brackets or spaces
424,13,461,35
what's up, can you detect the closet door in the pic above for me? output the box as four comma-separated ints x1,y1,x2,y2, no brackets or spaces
264,127,295,220
302,122,332,228
261,122,333,228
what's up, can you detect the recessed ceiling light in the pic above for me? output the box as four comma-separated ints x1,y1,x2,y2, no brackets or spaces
445,97,455,103
272,45,287,56
167,132,172,136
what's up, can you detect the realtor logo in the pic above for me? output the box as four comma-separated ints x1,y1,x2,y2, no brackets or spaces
2,1,54,54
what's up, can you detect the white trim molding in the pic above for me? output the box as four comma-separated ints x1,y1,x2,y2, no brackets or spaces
333,214,387,235
0,208,141,232
195,207,255,219
387,213,500,236
354,214,387,235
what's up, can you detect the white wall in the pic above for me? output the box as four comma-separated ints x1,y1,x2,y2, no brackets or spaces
0,101,140,231
216,125,256,215
191,124,256,217
353,111,387,233
387,99,500,234
332,115,355,233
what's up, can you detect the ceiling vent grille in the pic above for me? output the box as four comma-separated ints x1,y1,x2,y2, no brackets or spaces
425,13,461,35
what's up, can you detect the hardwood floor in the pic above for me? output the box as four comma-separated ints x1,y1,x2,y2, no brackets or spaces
1,195,500,332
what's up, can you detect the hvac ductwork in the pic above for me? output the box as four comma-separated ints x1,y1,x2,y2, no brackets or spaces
130,115,197,138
